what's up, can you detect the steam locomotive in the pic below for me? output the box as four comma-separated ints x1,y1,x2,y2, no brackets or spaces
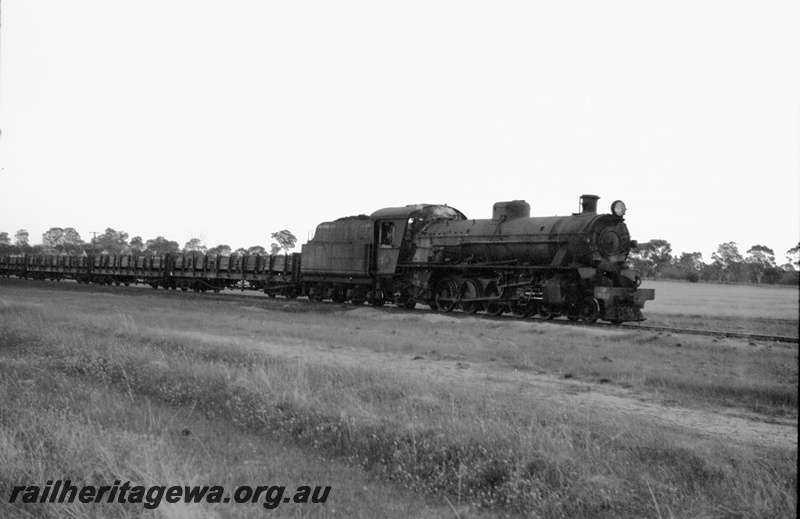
0,195,654,323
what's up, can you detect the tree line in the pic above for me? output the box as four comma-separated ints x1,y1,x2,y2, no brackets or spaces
0,228,297,258
629,239,800,286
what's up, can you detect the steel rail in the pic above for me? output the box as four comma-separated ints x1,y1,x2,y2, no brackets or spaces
617,323,799,345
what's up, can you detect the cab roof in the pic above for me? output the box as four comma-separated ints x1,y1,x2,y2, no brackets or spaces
369,204,466,221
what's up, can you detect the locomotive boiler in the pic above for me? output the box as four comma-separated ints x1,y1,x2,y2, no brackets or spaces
402,195,654,322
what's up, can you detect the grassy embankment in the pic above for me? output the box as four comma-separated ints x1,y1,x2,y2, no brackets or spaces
1,280,797,518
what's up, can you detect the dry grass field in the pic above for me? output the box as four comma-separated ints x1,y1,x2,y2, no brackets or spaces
638,280,799,337
0,278,797,518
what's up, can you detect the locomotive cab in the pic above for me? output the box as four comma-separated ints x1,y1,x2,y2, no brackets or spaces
370,204,466,275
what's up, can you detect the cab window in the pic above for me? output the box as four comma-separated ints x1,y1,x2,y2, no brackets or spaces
380,222,394,246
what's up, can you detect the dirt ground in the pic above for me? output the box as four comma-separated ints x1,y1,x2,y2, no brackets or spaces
4,278,797,450
179,307,798,451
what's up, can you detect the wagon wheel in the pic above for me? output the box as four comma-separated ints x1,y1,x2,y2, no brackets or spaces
331,286,347,303
458,278,483,314
350,289,367,305
310,286,325,302
434,278,458,313
577,297,600,323
369,290,385,307
539,304,556,320
483,281,506,316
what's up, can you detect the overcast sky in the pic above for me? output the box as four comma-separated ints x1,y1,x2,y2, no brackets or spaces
1,1,798,263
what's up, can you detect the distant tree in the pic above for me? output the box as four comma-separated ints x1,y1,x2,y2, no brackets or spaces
247,245,267,255
628,239,672,278
233,248,248,256
745,245,776,284
676,252,703,271
746,245,776,266
42,227,85,254
183,238,207,254
129,236,145,254
270,243,282,256
15,229,30,247
700,262,722,282
41,228,63,250
207,244,232,257
787,242,800,269
711,242,744,283
144,236,181,256
0,232,13,254
94,228,130,255
271,230,297,254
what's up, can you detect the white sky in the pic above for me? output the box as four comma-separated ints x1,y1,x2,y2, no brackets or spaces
1,1,798,263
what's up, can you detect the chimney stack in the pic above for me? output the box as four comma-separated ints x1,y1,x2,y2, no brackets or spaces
580,194,600,214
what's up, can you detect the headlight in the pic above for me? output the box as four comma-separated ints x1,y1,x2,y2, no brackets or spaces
611,200,626,217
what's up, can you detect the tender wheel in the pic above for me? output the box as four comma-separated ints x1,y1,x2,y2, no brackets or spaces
434,278,458,313
484,281,506,316
577,297,600,323
458,278,482,314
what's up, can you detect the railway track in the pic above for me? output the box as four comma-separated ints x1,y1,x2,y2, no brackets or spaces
619,323,799,345
437,306,800,345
